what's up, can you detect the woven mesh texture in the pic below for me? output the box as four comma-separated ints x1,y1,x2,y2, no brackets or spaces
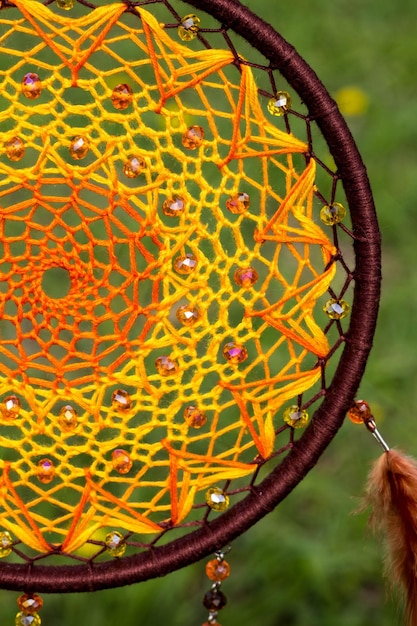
0,0,340,559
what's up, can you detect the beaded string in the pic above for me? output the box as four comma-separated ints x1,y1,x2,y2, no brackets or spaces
202,548,231,626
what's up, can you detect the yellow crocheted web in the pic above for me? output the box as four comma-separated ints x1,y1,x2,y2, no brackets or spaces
0,0,336,557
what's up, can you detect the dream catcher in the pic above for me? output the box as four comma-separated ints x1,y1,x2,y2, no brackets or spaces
0,0,409,624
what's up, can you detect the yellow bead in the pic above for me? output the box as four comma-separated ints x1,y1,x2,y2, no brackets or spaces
58,405,78,431
283,405,309,429
37,459,55,483
323,298,350,320
111,389,132,411
267,91,292,116
5,137,25,161
233,267,258,288
105,531,126,557
348,399,372,425
21,73,42,99
205,558,230,581
0,531,13,557
111,449,133,474
173,253,197,274
123,155,145,178
162,195,185,217
15,613,41,626
56,0,74,8
225,192,250,214
223,342,248,364
155,355,179,376
111,83,133,110
176,304,201,326
0,395,21,420
178,14,200,41
69,136,89,160
320,202,347,225
182,125,204,149
206,487,229,511
17,594,43,615
184,406,207,428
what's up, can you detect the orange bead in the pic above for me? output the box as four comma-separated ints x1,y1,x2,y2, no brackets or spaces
111,449,132,474
205,558,230,581
37,459,55,484
182,125,204,149
5,137,25,161
348,399,372,424
111,83,133,110
17,593,43,614
22,73,42,99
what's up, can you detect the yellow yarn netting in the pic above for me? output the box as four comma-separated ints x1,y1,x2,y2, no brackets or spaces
0,0,336,557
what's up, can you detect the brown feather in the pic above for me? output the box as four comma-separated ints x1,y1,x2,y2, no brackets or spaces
366,449,417,626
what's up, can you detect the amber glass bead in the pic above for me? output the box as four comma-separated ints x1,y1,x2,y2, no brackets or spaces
17,594,43,615
37,459,55,483
223,342,248,364
111,389,132,411
69,136,89,160
182,126,204,149
105,531,126,557
1,395,21,420
267,91,292,116
176,304,201,326
162,195,185,217
59,405,78,431
22,73,42,99
203,588,227,611
202,622,222,626
225,192,250,214
173,253,197,274
111,84,133,110
0,531,13,557
348,399,372,424
320,202,347,225
206,487,229,511
122,155,144,178
178,14,201,41
323,298,350,320
155,355,179,376
56,0,74,8
283,405,309,429
234,267,258,288
15,613,41,626
184,406,207,428
111,449,132,474
5,137,25,161
206,558,230,581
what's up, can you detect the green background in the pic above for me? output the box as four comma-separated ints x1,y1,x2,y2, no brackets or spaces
3,0,417,624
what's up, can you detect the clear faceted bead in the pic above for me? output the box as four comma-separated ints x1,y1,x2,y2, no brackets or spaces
206,487,229,511
69,136,89,160
5,137,25,161
173,253,197,274
182,125,204,149
184,405,207,428
178,14,201,41
58,405,78,431
111,449,132,474
162,195,185,217
1,395,21,420
123,155,145,178
0,531,13,557
56,0,74,8
176,304,201,326
234,267,258,288
111,389,132,411
323,298,350,320
15,613,41,626
283,405,309,429
21,73,42,99
267,91,292,116
320,202,347,225
225,192,250,214
348,399,372,424
222,342,248,364
155,355,179,376
205,558,230,581
37,459,55,484
111,84,133,110
17,594,43,615
105,531,126,557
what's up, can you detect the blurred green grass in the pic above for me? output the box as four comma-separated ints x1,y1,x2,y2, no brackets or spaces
2,0,417,623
